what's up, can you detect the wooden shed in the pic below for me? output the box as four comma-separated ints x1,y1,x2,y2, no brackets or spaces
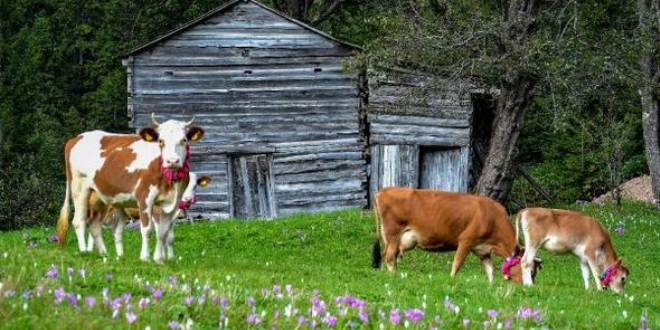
122,0,367,219
122,0,476,220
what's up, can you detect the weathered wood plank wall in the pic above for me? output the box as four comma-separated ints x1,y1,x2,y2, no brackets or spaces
367,72,473,203
124,1,366,219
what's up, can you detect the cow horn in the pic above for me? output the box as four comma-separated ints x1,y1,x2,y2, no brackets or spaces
185,116,195,127
151,112,161,126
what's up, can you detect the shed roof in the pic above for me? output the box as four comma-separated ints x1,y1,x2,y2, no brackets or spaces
122,0,362,58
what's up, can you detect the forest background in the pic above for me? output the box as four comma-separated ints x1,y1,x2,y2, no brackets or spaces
0,0,657,230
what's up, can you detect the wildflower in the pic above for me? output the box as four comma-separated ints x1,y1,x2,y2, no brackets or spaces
462,318,471,327
221,296,229,309
139,297,150,308
78,268,87,279
35,285,44,297
197,295,206,305
126,311,138,324
246,313,261,325
487,309,499,319
444,296,460,314
4,289,16,298
184,296,194,306
105,272,114,280
152,288,163,300
615,226,625,235
298,316,307,326
405,309,424,323
67,293,78,307
322,315,338,327
359,310,369,323
46,265,59,279
54,287,66,304
168,276,178,284
285,284,294,297
85,296,96,307
121,292,132,303
48,234,59,243
67,267,74,276
389,308,401,325
21,290,32,300
168,321,180,329
247,296,255,306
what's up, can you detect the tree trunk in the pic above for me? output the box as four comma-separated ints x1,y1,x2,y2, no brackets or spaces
475,0,539,205
640,73,660,201
476,74,537,204
639,0,660,202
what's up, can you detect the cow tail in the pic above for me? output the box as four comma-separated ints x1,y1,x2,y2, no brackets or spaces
514,210,522,246
371,194,382,269
57,181,70,247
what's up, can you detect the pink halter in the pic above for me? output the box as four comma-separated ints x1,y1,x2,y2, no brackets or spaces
160,144,191,183
501,254,521,280
600,265,618,288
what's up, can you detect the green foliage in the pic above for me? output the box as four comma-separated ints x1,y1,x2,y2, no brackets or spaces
0,207,658,329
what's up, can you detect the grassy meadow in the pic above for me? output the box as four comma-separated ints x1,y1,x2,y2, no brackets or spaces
0,202,658,329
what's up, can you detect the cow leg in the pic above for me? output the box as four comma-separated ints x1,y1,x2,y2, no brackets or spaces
450,241,472,278
479,255,494,283
112,209,128,258
521,247,538,286
578,259,592,290
88,219,107,255
138,208,152,261
166,221,175,260
154,213,174,263
71,187,91,252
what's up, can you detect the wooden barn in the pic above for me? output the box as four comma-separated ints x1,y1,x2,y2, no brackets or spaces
122,0,476,220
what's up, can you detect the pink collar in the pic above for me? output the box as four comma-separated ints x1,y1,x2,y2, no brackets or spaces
600,265,618,288
160,144,191,182
178,195,197,210
501,254,521,280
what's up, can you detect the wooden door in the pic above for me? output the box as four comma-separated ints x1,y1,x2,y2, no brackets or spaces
228,154,276,219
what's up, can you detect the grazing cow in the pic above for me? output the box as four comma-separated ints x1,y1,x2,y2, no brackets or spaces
515,208,629,293
85,172,211,258
372,187,539,283
57,114,204,262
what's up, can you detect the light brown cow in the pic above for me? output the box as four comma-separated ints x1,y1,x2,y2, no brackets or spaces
57,114,204,262
85,172,211,258
372,187,538,283
515,208,629,293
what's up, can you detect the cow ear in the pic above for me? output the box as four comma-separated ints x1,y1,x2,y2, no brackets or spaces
197,175,211,187
139,128,159,142
187,126,205,142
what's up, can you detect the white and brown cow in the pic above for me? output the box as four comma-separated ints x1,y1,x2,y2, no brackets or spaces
57,114,204,262
372,187,539,283
85,172,211,258
515,208,629,293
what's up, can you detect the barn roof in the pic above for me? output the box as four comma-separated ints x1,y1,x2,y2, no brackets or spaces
122,0,361,57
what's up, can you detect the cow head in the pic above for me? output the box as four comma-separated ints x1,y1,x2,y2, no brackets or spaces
502,246,543,284
601,259,629,294
139,113,205,174
178,173,212,210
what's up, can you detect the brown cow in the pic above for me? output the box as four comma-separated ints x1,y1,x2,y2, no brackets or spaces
85,172,211,258
516,208,629,293
372,187,539,283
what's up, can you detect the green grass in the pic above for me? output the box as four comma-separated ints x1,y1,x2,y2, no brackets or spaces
0,202,658,329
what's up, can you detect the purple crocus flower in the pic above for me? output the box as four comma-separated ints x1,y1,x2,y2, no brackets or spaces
221,296,229,309
358,310,369,323
54,287,66,303
390,308,401,325
46,265,59,279
183,296,194,306
67,293,78,307
138,297,150,308
247,296,255,306
168,321,180,329
322,315,338,327
487,309,499,319
126,311,137,324
152,288,163,300
246,313,261,325
405,308,424,323
462,318,471,327
615,226,625,235
85,296,96,307
48,234,59,243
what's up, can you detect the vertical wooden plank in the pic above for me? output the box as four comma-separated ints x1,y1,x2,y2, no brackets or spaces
228,154,276,219
374,144,419,191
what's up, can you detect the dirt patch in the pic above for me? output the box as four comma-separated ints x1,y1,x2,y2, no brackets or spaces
593,175,656,204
